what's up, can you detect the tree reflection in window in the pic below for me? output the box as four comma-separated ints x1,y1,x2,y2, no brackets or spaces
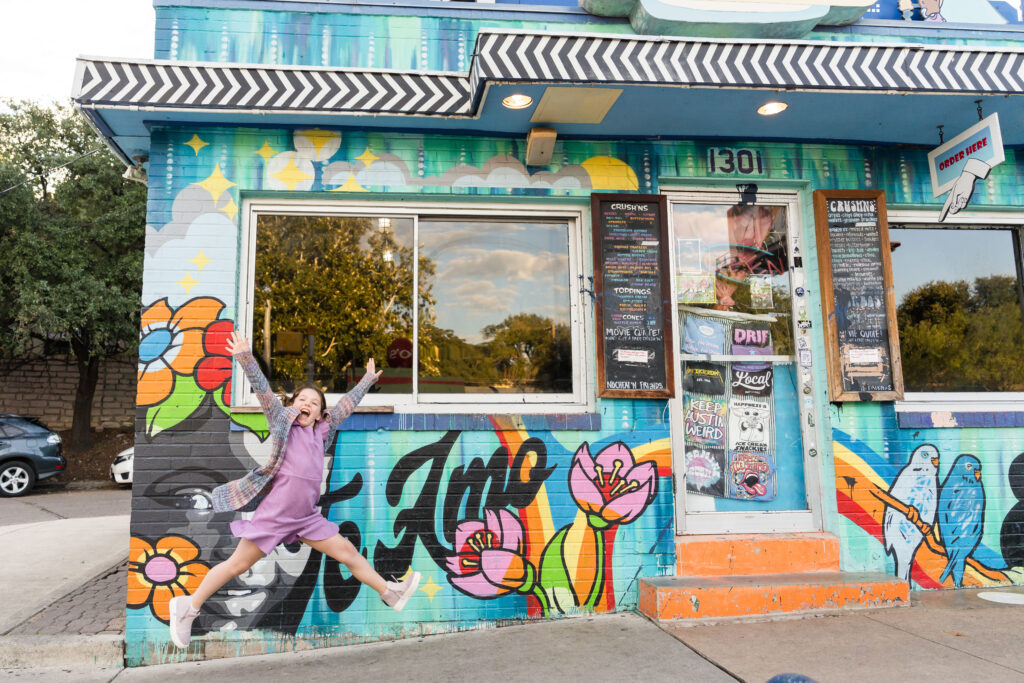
253,215,433,394
892,227,1024,392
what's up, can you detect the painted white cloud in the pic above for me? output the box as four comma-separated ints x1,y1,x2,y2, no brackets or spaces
142,186,238,312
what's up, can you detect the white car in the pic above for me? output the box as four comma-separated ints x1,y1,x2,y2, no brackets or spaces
110,446,133,486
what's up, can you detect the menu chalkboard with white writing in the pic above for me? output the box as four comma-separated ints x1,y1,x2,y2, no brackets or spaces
592,194,674,398
814,190,904,401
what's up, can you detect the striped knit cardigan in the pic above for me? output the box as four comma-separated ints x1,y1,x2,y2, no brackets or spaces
211,349,377,513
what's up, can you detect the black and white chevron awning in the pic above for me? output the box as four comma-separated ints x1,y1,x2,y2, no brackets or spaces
73,59,471,116
74,29,1024,119
470,30,1024,95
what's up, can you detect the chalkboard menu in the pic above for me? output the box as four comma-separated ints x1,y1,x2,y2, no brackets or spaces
591,194,674,399
813,190,904,401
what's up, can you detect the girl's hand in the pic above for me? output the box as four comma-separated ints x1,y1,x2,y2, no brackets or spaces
366,357,384,380
227,331,251,356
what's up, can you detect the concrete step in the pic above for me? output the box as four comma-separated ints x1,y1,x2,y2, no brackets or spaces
676,533,839,576
639,571,908,622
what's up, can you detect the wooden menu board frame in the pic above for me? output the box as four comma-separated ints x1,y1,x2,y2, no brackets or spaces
591,193,674,399
813,189,904,402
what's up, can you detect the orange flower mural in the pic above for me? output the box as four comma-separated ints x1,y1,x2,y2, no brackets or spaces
137,297,224,407
128,535,210,623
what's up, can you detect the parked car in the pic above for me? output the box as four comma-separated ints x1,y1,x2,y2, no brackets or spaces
0,414,65,497
110,446,133,486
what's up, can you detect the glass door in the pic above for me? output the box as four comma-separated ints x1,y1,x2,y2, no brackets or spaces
665,190,822,534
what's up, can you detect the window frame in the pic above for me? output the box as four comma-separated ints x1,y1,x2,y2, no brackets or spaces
235,198,592,414
888,208,1024,412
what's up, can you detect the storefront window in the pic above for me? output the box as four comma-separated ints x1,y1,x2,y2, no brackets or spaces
418,219,572,394
246,207,581,408
890,226,1024,393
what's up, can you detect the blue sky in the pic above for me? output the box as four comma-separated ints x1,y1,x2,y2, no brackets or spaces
889,227,1018,304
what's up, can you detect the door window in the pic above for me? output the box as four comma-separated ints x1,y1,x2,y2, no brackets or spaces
672,200,807,512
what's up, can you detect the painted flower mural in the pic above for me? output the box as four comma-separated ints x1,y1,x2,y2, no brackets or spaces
444,442,658,617
569,442,658,529
137,297,224,407
195,319,234,405
127,535,210,623
445,509,537,600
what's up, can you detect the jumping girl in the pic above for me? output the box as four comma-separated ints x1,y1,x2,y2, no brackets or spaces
168,331,420,648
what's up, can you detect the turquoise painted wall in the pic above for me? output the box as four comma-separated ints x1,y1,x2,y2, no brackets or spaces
128,114,1024,664
154,5,1024,70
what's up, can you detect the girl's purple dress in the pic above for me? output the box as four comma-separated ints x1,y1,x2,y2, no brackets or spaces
230,419,338,554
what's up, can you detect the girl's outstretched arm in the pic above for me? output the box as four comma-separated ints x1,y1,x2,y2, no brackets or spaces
227,331,284,421
325,357,382,426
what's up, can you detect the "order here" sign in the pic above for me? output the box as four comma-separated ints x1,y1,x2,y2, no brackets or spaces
927,113,1004,197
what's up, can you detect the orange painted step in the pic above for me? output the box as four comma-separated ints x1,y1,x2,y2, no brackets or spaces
638,571,908,622
676,533,839,576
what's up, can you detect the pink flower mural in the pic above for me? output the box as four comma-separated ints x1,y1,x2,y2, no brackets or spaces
445,509,536,599
444,442,660,616
569,442,658,528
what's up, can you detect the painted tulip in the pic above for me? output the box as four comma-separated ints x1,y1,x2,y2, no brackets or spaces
569,442,658,527
445,509,535,598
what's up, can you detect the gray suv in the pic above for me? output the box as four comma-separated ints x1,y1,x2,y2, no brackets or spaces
0,415,66,497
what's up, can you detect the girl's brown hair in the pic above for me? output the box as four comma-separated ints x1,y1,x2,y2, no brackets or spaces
284,383,328,419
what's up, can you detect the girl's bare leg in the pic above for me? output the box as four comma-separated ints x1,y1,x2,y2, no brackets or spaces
302,534,387,594
189,538,266,609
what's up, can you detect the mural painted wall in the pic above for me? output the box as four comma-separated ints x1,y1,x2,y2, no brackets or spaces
128,126,670,665
129,123,1024,665
833,404,1024,589
154,2,1024,77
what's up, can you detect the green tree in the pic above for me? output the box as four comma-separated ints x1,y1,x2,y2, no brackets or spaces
897,276,1024,392
482,313,572,392
253,215,438,392
0,100,146,451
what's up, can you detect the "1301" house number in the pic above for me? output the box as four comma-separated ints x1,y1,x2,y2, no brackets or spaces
707,148,765,175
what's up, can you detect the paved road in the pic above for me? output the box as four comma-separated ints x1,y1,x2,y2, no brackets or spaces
0,488,130,635
0,487,131,526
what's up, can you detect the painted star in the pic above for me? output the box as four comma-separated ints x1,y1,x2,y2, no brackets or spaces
297,128,339,157
419,576,443,602
329,172,368,193
255,141,278,163
356,147,379,167
189,250,211,273
219,197,239,221
271,156,313,191
176,272,199,294
196,164,237,203
184,134,209,155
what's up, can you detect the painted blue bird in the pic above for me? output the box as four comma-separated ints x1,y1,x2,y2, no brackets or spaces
883,444,940,581
937,454,985,588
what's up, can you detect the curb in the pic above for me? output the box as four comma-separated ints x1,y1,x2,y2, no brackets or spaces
0,634,124,670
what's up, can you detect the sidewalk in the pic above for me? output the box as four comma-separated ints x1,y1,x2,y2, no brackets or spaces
5,520,1024,683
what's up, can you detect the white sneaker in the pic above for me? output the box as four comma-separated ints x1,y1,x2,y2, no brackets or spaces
168,595,199,648
381,572,420,612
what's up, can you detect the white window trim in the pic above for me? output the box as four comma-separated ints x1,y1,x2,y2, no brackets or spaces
235,198,592,414
888,208,1024,413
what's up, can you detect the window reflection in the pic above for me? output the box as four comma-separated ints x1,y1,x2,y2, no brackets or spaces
253,215,417,395
672,203,792,355
418,219,573,394
891,227,1024,392
251,214,574,398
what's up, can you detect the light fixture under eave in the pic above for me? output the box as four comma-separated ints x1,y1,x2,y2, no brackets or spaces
502,94,534,110
757,101,788,116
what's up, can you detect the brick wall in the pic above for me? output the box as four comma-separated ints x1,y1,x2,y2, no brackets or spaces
0,355,136,430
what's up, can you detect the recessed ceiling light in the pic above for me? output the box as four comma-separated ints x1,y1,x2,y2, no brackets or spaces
502,94,534,110
757,101,788,116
